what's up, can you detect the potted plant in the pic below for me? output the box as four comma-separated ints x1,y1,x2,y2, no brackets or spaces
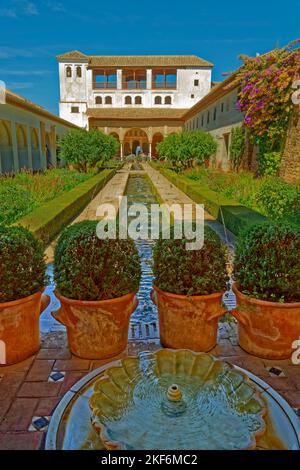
233,222,300,359
151,226,228,351
52,221,141,359
0,226,49,366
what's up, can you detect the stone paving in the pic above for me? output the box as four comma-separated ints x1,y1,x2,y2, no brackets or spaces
1,164,300,450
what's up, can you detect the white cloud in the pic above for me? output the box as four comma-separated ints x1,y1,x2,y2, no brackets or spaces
45,1,66,12
24,2,38,15
0,8,17,18
0,69,53,76
6,81,34,90
0,1,39,18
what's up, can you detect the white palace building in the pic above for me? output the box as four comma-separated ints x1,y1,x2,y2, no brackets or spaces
57,51,214,157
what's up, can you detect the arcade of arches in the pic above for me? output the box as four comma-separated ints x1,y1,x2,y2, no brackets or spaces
93,124,182,159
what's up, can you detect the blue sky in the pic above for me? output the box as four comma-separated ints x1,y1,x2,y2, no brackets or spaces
0,0,299,115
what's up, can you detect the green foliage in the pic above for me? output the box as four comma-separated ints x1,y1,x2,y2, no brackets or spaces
0,169,92,225
156,131,217,171
257,177,300,220
153,226,228,295
54,221,141,301
58,129,119,172
17,170,115,246
259,151,282,176
229,127,245,171
234,222,300,302
0,226,47,303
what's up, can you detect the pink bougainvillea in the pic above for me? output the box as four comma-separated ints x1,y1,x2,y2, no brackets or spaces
228,40,300,148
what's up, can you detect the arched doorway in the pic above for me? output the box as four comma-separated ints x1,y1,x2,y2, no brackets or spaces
152,132,164,158
124,129,149,156
109,132,120,158
16,123,28,169
0,120,13,173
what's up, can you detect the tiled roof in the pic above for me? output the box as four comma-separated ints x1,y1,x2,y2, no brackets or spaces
4,88,78,128
57,51,213,68
88,55,213,68
87,108,188,120
57,50,89,60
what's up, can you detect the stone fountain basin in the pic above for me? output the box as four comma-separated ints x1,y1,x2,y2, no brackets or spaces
45,350,300,450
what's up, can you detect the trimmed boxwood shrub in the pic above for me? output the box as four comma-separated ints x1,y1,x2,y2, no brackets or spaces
0,226,47,303
152,226,228,296
234,222,300,303
54,221,141,301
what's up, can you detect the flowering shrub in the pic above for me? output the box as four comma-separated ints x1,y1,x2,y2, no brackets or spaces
230,40,300,154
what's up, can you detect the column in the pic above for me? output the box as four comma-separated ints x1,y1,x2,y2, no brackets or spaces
146,69,152,90
149,141,152,160
11,121,19,172
39,122,47,170
117,69,122,90
50,125,57,166
26,125,33,170
120,141,123,160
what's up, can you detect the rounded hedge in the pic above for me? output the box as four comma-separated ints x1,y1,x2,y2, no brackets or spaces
234,222,300,303
54,221,141,301
152,225,228,295
0,226,47,303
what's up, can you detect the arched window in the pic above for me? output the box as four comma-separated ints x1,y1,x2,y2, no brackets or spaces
125,96,132,105
95,96,102,105
66,66,72,78
105,96,112,105
165,96,172,105
76,66,82,78
135,96,142,105
154,96,162,105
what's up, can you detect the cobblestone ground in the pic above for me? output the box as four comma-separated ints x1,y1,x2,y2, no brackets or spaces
0,322,299,450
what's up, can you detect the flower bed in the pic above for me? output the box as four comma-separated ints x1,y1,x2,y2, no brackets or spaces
0,168,95,226
185,168,300,223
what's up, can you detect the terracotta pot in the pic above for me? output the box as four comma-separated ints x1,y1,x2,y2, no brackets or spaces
0,292,50,366
151,286,226,352
52,292,138,360
232,284,300,359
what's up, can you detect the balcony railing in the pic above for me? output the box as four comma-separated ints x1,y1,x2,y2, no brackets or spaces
93,81,117,89
122,80,147,89
152,81,177,89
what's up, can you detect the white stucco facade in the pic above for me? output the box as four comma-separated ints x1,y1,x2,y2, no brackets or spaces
58,52,213,128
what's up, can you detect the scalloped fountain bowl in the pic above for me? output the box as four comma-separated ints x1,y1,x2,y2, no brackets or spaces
89,350,267,450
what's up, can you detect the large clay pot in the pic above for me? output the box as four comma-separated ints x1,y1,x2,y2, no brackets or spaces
150,286,226,352
232,284,300,359
52,292,138,360
0,292,50,366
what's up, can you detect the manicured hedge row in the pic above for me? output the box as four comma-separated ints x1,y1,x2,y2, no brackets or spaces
15,169,116,246
150,162,267,235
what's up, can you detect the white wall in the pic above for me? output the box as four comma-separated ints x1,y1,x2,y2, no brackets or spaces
58,62,213,127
